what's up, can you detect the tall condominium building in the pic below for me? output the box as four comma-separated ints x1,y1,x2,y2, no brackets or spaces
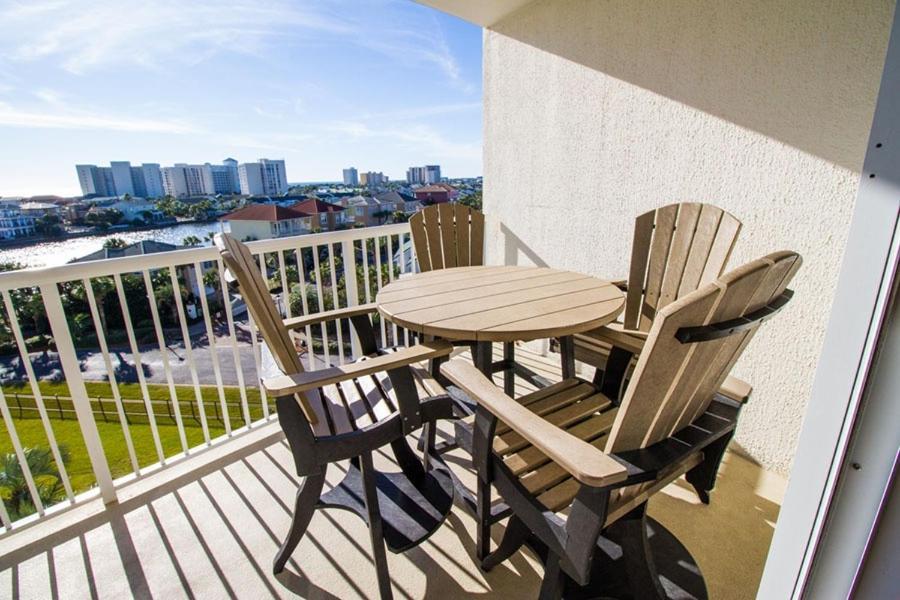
76,162,166,198
406,164,441,185
239,158,288,195
222,158,240,192
110,161,136,196
161,166,189,198
360,171,387,189
76,165,112,196
203,163,241,195
343,167,359,186
142,164,165,197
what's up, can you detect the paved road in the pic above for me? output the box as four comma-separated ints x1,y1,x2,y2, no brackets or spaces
0,324,334,388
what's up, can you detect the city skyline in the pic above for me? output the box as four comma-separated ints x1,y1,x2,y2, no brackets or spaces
0,1,483,197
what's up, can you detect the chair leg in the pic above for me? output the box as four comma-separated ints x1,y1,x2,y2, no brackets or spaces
686,431,733,504
476,476,492,561
273,470,326,575
360,452,394,600
481,515,529,571
606,505,667,599
538,554,566,600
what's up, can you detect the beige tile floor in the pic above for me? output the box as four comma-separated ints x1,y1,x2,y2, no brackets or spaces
0,347,786,599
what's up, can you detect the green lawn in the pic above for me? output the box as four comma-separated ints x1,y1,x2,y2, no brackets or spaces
0,380,274,502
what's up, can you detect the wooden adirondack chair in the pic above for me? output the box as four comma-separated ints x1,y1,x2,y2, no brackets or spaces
442,251,801,599
409,202,485,272
568,202,746,403
215,233,457,600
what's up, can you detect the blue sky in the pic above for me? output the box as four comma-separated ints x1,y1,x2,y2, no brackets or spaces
0,0,483,196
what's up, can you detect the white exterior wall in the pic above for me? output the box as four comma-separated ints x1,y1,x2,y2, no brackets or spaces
239,163,264,195
483,0,893,475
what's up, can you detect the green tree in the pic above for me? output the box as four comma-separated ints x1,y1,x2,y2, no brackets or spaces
392,210,410,223
0,446,70,520
103,237,127,249
182,235,202,247
459,191,482,211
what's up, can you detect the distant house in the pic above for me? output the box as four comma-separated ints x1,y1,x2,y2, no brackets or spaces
338,195,389,227
375,191,421,216
413,185,452,204
289,198,346,231
220,204,312,241
18,201,62,218
0,209,36,240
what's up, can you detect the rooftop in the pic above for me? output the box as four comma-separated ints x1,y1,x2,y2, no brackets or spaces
222,204,311,222
290,198,345,214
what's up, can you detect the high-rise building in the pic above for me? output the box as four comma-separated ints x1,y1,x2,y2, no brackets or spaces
407,164,441,184
142,164,164,198
76,165,111,196
130,166,148,197
161,166,189,198
239,158,288,195
222,158,240,193
203,163,241,195
343,167,359,186
110,161,136,196
360,171,386,189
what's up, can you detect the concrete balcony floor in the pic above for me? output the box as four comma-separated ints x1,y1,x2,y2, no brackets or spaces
0,346,786,599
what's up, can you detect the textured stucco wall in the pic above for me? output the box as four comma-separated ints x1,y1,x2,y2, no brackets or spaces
483,0,893,476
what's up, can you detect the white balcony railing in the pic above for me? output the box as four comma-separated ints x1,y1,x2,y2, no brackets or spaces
0,222,412,534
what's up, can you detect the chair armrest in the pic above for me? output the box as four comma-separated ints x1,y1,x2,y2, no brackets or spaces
283,303,378,330
263,340,453,395
720,376,752,403
440,359,628,488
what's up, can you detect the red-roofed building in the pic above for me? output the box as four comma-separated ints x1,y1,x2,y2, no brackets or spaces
413,184,455,204
221,204,312,240
290,198,347,231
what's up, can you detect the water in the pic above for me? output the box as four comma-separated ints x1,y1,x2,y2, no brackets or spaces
0,221,231,269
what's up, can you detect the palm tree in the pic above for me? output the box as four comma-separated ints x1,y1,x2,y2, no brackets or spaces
103,237,127,249
0,446,70,520
202,267,225,313
182,235,202,247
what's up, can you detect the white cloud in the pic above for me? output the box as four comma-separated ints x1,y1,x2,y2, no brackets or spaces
0,0,472,91
0,101,197,133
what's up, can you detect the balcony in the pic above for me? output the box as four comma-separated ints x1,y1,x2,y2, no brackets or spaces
0,223,787,598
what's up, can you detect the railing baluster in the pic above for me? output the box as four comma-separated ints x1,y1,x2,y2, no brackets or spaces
113,274,166,464
277,250,292,319
142,270,189,453
327,244,345,364
217,258,251,427
82,277,140,474
398,233,411,346
386,234,399,344
167,268,211,444
1,290,75,501
192,261,230,436
0,385,45,516
311,246,330,367
374,235,387,345
341,239,361,359
40,282,116,504
294,245,315,370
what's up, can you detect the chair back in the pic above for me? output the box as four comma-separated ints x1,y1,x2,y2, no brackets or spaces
623,203,741,331
214,233,317,423
410,203,484,271
606,251,801,453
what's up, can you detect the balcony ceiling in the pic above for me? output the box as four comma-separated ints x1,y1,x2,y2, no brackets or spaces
415,0,535,27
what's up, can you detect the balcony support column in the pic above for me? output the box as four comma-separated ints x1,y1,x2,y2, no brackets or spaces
41,282,117,504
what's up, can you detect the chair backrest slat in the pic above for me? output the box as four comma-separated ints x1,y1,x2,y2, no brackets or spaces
606,251,801,453
215,233,318,424
622,203,742,331
410,204,485,272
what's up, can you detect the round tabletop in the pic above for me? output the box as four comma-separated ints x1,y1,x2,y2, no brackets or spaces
376,265,625,343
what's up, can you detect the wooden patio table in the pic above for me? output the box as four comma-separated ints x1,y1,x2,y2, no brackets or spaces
376,265,625,395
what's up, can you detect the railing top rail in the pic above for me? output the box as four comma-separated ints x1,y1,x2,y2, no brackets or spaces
0,222,411,289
